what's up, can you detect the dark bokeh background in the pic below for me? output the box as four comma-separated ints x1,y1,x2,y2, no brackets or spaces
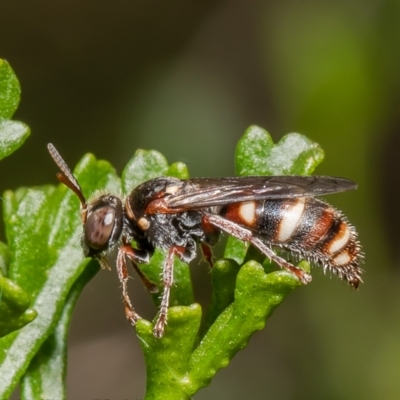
2,1,400,399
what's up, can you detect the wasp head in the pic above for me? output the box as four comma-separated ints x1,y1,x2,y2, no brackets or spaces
82,194,123,257
47,143,124,263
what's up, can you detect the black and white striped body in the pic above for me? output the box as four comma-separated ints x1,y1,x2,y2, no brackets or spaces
220,198,360,284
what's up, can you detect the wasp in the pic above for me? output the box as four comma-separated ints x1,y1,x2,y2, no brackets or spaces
48,144,363,338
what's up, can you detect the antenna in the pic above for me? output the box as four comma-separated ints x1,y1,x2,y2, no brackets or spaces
47,143,87,207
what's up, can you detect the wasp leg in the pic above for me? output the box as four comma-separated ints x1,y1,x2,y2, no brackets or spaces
116,245,141,325
249,237,312,284
204,214,312,285
116,244,157,326
122,242,159,294
153,246,188,338
200,243,214,268
153,247,175,338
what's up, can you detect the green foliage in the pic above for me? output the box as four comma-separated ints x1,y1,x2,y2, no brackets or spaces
0,154,118,399
235,125,324,176
0,60,29,160
0,269,37,338
0,60,120,395
137,262,309,400
0,61,325,398
0,59,34,340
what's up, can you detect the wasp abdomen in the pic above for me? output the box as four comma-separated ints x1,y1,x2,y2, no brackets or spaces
222,197,362,287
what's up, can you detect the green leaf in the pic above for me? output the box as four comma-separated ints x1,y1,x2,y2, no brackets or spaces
137,305,202,400
187,261,302,394
0,59,34,337
0,153,119,399
0,270,37,338
201,258,241,337
167,162,189,179
0,120,30,161
122,149,169,193
122,148,190,191
223,236,248,264
136,260,304,399
136,257,303,399
20,260,99,399
0,241,10,277
0,59,20,119
235,125,324,176
0,59,30,160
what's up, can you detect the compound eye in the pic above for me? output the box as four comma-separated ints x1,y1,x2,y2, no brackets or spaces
84,207,115,250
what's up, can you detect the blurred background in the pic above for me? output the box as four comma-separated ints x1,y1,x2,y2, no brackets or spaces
1,0,400,398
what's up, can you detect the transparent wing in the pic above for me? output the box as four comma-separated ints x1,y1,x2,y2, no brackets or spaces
166,176,357,209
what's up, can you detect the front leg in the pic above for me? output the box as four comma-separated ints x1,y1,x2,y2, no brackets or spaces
122,242,159,294
116,242,157,326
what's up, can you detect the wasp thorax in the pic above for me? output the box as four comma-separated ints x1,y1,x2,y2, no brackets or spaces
83,195,123,256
